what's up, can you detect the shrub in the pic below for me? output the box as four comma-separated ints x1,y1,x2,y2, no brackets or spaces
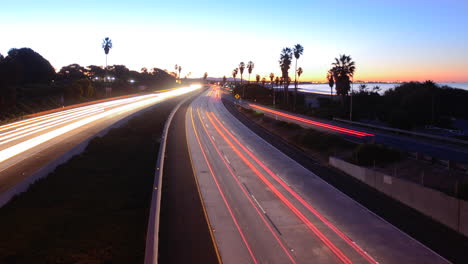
459,180,468,200
352,143,401,166
295,129,354,151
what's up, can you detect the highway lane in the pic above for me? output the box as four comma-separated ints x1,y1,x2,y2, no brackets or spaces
243,102,468,164
0,86,201,202
186,87,450,264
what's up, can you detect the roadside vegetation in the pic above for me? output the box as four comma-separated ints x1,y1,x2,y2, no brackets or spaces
221,43,467,133
235,102,468,199
0,99,180,264
0,45,178,124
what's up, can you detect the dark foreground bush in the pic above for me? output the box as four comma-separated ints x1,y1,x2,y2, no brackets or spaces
351,143,401,166
275,120,302,130
0,99,180,264
295,129,355,151
459,180,468,201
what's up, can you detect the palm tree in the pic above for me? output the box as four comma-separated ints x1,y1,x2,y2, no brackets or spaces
327,69,335,99
239,62,245,84
331,54,356,120
203,72,208,82
279,47,293,106
175,64,178,78
102,37,112,69
247,61,254,83
331,54,355,100
293,44,304,109
178,65,182,80
270,73,275,105
261,77,266,87
102,37,113,97
297,67,303,92
256,74,260,84
232,68,238,85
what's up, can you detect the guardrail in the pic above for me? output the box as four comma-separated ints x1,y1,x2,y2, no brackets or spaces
333,118,468,146
144,95,193,264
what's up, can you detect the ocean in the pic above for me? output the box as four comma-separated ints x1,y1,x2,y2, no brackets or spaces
295,83,468,95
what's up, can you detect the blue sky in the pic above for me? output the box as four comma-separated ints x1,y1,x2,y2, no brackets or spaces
1,0,467,81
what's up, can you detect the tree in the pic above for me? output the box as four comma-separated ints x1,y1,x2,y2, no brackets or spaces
87,65,105,79
256,74,260,83
293,44,304,109
102,37,112,69
178,66,182,80
3,48,56,85
270,73,276,105
247,61,254,83
327,69,335,99
57,64,87,81
261,77,266,87
232,68,238,85
330,54,355,100
239,62,245,84
297,67,303,83
279,47,293,105
223,75,227,85
175,64,178,78
203,72,208,82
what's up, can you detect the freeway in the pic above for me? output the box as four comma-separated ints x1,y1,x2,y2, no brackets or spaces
186,87,450,264
0,86,200,205
244,102,468,164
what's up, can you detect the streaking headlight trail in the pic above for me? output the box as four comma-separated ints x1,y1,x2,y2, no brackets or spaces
0,86,200,164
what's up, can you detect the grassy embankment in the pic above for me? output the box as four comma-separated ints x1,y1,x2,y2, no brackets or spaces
0,98,180,264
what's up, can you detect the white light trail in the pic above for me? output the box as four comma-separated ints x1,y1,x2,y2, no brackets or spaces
0,86,200,164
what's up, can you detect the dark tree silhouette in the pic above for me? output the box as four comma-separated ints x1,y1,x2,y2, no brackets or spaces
247,61,254,83
293,44,304,109
330,54,355,101
270,73,275,105
203,72,208,82
256,74,260,84
297,67,303,83
239,62,245,84
223,75,227,84
87,65,106,78
3,48,55,85
232,68,238,85
57,64,87,81
102,37,113,69
178,66,182,80
327,69,335,99
279,47,293,105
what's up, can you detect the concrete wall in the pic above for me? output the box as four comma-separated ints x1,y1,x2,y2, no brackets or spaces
330,156,468,238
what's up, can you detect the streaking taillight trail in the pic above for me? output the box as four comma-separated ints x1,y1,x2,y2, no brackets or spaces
249,104,374,138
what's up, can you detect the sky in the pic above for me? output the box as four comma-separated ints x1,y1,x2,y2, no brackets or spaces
1,0,467,82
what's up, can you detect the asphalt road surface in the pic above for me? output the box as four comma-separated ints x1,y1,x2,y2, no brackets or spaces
0,87,200,205
185,87,450,264
239,100,468,164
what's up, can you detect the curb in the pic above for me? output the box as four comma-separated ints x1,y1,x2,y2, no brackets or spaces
144,94,195,264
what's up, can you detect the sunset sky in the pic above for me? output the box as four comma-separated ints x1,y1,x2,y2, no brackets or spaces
1,0,467,82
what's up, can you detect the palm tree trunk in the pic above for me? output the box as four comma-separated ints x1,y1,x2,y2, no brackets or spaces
294,59,297,110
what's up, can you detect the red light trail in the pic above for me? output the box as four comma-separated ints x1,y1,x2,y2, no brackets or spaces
249,104,374,138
